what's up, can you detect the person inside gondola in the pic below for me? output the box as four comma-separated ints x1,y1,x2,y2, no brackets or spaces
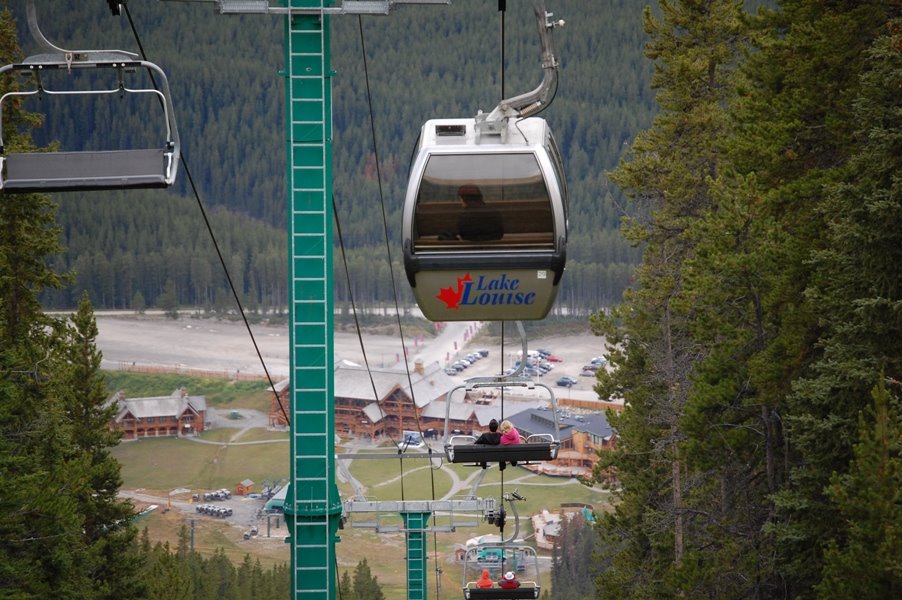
457,184,503,242
477,569,494,589
498,571,521,589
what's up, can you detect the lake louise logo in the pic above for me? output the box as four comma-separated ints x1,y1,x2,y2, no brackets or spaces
436,273,537,310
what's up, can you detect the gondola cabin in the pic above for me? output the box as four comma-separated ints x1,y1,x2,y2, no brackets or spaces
403,116,567,322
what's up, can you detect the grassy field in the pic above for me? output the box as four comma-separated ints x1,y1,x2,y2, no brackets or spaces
104,370,274,410
112,437,289,491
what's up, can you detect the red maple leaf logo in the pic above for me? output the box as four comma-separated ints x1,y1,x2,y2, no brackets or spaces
436,273,472,310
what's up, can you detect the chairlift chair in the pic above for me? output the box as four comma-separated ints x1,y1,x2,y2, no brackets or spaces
442,377,561,469
0,1,180,193
461,542,541,599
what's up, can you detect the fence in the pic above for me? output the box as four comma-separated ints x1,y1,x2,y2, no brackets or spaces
111,361,274,382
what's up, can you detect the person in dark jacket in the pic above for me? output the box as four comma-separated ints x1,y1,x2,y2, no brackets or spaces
473,418,501,470
457,184,503,241
474,419,501,445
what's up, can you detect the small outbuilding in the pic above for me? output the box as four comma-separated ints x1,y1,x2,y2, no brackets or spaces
236,479,255,496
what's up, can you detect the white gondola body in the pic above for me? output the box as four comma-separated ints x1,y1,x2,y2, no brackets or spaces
403,117,567,322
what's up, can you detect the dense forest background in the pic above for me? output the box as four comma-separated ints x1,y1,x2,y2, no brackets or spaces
8,0,650,314
591,1,901,599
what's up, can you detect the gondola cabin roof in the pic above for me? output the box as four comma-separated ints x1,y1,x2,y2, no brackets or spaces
403,117,568,322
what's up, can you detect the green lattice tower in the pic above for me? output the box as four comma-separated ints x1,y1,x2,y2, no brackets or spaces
402,512,433,600
280,2,342,599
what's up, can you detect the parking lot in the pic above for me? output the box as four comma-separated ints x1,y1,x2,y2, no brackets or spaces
436,330,609,397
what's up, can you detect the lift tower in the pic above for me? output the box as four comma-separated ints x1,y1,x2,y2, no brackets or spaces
215,1,447,598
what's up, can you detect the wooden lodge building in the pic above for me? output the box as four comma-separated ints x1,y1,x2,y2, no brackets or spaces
269,360,546,439
107,388,207,440
507,408,616,476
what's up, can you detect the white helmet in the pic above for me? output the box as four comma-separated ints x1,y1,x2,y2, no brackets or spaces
503,571,516,581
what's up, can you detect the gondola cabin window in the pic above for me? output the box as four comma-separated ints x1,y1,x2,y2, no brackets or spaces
413,153,554,252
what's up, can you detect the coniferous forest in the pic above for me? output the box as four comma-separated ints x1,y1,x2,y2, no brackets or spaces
1,1,901,599
590,1,901,599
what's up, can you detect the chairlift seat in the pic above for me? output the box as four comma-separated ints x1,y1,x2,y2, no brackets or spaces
2,148,175,192
0,46,181,194
463,586,540,599
445,442,559,465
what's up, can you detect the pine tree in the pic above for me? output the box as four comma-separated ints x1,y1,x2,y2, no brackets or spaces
551,513,597,600
340,570,354,599
49,292,147,598
779,11,902,594
0,7,90,595
727,3,902,594
352,558,385,600
0,8,148,596
817,379,902,599
595,0,751,596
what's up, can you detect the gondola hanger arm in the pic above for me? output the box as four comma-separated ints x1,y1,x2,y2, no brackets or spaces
25,0,139,63
477,0,563,135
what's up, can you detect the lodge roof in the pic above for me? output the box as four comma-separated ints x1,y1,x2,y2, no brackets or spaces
108,388,206,422
334,361,457,408
508,408,613,443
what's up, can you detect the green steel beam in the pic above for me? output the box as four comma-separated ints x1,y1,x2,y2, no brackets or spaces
281,2,342,599
401,512,433,600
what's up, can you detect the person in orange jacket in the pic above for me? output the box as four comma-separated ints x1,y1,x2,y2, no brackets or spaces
476,569,494,588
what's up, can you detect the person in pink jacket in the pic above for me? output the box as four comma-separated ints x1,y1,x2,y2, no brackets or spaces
499,420,521,445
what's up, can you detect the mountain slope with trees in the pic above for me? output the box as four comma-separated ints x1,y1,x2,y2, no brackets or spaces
9,0,652,313
592,1,901,598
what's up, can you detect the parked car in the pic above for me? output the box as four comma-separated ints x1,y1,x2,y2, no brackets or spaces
580,369,597,377
555,376,578,387
581,364,599,373
545,354,563,362
444,367,459,376
590,356,608,367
